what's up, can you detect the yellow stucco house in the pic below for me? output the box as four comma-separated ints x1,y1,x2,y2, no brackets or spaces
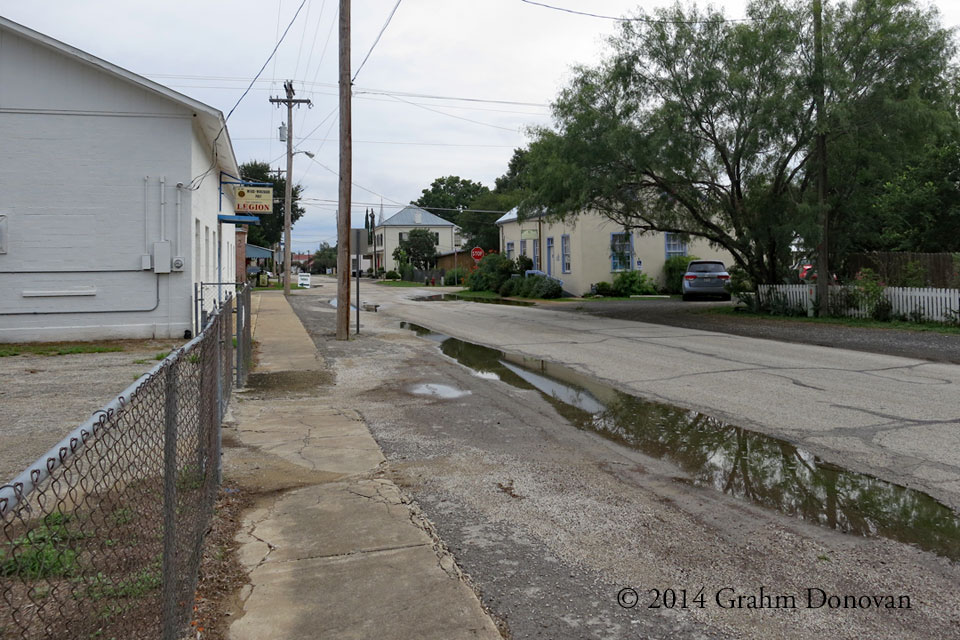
496,209,735,296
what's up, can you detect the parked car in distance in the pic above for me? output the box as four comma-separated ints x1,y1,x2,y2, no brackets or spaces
682,260,731,301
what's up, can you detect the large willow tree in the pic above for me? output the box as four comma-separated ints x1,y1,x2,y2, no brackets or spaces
523,0,957,283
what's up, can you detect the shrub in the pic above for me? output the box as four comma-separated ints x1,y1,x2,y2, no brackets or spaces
593,281,616,297
514,255,533,273
662,255,699,294
384,270,400,280
499,277,521,297
444,267,466,286
400,264,415,281
612,271,657,296
851,268,889,319
468,253,516,292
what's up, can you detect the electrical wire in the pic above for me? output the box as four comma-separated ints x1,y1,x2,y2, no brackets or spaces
233,137,517,148
385,93,521,132
518,0,754,23
352,0,404,82
304,156,404,204
187,0,309,190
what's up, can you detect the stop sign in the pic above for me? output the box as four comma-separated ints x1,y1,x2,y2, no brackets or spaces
471,247,485,261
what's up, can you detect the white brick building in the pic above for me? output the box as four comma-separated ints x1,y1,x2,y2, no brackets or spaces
0,17,240,342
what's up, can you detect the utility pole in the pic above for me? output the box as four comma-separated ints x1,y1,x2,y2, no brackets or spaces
813,0,828,314
270,81,311,296
336,0,352,340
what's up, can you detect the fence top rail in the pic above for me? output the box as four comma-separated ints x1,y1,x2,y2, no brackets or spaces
0,314,218,518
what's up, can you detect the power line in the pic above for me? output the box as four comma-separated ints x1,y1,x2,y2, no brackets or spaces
518,0,754,24
304,156,405,205
187,0,309,189
233,136,516,148
353,0,404,82
144,74,549,108
386,92,521,132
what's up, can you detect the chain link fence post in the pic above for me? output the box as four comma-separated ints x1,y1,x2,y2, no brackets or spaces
161,360,178,640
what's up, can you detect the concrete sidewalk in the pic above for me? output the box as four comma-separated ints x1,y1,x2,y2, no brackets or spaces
226,292,500,639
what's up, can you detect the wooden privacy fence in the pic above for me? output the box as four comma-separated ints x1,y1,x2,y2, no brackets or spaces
757,284,960,323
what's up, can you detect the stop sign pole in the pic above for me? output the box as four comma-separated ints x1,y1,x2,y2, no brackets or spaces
471,247,484,262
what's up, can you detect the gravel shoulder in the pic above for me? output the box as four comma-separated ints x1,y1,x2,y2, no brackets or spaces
558,298,960,364
0,338,182,483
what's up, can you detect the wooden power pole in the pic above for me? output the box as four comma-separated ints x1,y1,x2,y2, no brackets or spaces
814,0,829,314
336,0,352,339
270,81,311,296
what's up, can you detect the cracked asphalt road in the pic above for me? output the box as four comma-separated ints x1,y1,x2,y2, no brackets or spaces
286,281,960,639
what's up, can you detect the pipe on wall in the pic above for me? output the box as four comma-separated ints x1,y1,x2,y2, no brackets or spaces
144,176,150,253
159,176,167,241
176,182,184,257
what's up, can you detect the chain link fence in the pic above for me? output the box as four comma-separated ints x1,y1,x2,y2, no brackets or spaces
0,283,253,640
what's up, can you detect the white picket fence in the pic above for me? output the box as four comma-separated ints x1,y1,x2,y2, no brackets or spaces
757,284,960,323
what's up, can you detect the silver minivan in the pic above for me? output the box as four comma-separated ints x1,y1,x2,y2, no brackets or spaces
681,260,731,301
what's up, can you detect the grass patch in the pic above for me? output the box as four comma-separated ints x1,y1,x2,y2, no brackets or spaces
86,563,162,600
704,306,960,335
0,344,124,358
375,280,427,287
0,512,87,579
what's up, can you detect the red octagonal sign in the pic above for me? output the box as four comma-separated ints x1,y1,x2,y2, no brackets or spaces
471,247,485,261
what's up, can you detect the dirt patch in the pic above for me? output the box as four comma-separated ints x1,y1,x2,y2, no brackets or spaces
191,484,251,640
245,370,335,394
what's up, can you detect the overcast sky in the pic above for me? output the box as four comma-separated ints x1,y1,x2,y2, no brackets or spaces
3,0,959,252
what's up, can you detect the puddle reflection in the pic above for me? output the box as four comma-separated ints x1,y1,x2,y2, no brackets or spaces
401,322,960,561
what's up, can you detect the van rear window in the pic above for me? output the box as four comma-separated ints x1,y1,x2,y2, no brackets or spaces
688,262,725,273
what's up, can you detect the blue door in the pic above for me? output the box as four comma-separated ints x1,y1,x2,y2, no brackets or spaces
546,237,554,276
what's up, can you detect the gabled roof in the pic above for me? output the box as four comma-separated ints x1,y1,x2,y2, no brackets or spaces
379,205,456,228
496,207,519,225
0,16,239,177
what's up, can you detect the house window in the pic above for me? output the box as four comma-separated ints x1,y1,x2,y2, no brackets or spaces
546,237,554,276
533,240,539,270
432,232,439,245
610,232,632,272
520,239,527,256
399,232,406,243
506,241,515,260
561,235,571,273
665,232,687,259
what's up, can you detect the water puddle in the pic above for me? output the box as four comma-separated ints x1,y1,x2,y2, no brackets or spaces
412,293,534,307
400,321,960,561
410,383,471,399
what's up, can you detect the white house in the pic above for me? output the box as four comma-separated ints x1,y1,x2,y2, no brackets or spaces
0,17,241,342
373,206,459,273
496,209,735,296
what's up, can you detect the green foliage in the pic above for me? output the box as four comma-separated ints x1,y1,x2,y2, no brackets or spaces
444,268,466,286
467,253,516,292
514,255,533,273
413,176,490,224
592,281,616,297
850,268,893,320
87,563,162,600
662,256,698,294
522,0,958,285
612,271,657,296
239,161,305,247
400,263,415,281
311,242,338,273
897,260,930,288
517,275,562,299
397,228,439,270
1,512,83,579
462,190,521,249
384,270,400,280
498,277,520,297
0,343,124,358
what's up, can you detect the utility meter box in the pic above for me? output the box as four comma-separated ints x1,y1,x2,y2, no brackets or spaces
152,241,171,273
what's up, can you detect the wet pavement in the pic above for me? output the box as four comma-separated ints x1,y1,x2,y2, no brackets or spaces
282,281,960,640
401,322,960,562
